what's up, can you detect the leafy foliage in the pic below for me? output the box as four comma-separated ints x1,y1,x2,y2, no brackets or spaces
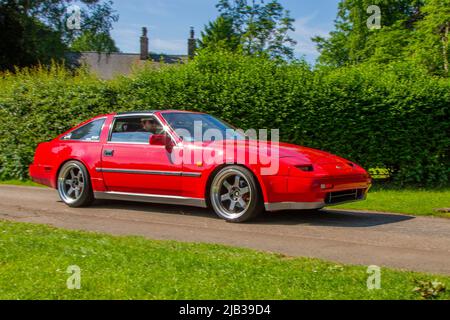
413,280,447,299
409,0,450,76
314,0,424,65
0,65,116,179
70,30,119,53
0,2,66,70
0,0,118,70
212,0,297,59
314,0,450,76
0,52,448,186
198,16,242,53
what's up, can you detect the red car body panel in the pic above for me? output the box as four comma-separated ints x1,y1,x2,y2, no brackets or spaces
29,111,372,211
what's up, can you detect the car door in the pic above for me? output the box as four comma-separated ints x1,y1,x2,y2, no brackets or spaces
99,114,182,196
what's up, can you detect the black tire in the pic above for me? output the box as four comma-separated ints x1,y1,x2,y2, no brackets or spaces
209,166,264,223
57,161,94,207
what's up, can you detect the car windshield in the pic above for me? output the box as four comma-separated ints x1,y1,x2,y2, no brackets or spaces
162,113,246,142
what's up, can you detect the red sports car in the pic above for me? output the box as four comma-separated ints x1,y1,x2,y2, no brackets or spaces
30,110,371,222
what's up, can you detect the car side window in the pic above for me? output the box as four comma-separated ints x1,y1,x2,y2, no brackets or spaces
62,118,105,142
109,116,164,143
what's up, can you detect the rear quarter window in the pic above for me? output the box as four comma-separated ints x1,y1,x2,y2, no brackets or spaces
62,118,105,142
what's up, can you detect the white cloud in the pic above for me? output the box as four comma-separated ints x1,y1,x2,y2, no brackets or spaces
292,14,329,59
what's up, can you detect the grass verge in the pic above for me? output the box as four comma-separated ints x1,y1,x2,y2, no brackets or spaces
0,180,44,187
0,221,448,300
336,187,450,217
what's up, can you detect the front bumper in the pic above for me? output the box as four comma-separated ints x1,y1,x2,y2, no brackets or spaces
264,174,371,212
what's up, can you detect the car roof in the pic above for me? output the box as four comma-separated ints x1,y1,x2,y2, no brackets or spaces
114,110,205,116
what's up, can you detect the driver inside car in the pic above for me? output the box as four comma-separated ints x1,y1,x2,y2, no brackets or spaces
139,118,161,134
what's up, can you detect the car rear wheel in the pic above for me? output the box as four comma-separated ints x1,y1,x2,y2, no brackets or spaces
210,166,264,223
57,161,94,207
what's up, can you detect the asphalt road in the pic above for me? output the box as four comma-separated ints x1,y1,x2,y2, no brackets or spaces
1,185,449,275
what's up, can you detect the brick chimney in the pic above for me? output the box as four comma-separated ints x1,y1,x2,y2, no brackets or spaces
140,27,149,60
188,27,197,60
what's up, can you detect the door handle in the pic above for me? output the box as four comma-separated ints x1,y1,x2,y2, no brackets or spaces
104,149,114,157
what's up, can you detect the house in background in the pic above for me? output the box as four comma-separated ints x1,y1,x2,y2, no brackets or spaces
67,27,197,79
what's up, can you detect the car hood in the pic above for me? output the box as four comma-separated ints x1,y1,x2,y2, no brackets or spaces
191,140,351,165
272,142,339,163
241,140,346,164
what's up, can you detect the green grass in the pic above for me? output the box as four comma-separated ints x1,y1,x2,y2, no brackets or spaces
0,221,448,300
336,187,450,217
0,180,44,187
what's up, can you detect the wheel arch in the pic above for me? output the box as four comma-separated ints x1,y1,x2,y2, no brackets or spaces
204,164,269,207
55,158,92,188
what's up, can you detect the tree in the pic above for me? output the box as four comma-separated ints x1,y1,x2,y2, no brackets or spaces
215,0,297,59
313,0,425,66
0,0,118,70
71,30,119,53
198,16,241,52
314,0,450,76
0,1,66,69
409,0,450,75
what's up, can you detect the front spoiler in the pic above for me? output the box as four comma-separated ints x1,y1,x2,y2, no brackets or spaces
264,202,325,212
265,196,367,212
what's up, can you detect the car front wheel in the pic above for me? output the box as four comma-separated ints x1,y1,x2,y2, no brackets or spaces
57,161,94,207
210,166,264,223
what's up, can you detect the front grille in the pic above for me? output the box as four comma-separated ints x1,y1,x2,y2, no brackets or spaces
325,189,365,205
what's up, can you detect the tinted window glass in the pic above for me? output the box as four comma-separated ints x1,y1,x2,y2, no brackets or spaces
162,113,245,142
64,118,105,141
109,116,164,143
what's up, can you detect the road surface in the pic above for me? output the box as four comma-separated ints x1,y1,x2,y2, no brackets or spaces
1,185,449,275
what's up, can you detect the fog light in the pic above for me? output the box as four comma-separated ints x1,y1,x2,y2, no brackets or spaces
321,183,334,190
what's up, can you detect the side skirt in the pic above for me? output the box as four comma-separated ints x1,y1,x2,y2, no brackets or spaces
94,191,207,208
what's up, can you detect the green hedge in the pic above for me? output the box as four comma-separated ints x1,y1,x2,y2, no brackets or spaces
0,52,449,186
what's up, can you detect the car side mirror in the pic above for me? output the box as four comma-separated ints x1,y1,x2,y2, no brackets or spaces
149,134,167,146
150,134,175,152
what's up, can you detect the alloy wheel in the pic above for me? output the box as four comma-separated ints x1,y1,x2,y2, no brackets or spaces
211,169,252,219
58,163,86,205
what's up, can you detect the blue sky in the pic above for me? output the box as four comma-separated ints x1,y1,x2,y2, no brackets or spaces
110,0,340,63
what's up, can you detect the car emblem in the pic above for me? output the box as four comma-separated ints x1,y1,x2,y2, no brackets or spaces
336,165,342,169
